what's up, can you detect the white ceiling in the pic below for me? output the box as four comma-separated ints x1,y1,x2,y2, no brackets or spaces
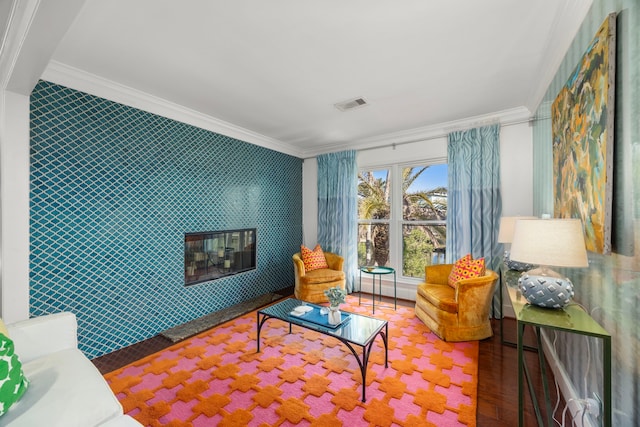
4,0,592,158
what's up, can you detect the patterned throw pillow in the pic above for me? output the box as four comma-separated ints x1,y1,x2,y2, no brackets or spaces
0,333,29,417
300,244,329,271
447,253,471,288
448,254,486,288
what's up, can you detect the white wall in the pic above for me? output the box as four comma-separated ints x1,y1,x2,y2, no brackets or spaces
0,0,87,322
302,122,534,300
0,90,31,322
499,122,533,216
302,158,318,248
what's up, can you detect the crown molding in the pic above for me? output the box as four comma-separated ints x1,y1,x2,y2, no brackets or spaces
303,106,532,158
41,61,305,158
0,0,38,92
42,61,535,161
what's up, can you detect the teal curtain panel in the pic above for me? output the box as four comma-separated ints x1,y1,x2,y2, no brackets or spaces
317,150,358,292
446,124,502,271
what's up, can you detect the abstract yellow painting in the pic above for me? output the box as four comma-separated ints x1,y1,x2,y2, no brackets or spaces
552,14,616,255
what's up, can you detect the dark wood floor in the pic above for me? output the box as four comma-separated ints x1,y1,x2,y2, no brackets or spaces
93,294,559,426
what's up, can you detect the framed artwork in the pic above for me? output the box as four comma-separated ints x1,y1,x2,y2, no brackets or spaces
552,14,616,255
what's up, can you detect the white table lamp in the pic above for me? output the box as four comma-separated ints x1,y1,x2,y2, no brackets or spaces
509,218,588,309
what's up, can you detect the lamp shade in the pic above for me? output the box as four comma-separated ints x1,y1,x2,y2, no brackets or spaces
497,216,537,243
509,218,588,268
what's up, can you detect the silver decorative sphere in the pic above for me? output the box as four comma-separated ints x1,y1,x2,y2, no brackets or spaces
517,272,574,309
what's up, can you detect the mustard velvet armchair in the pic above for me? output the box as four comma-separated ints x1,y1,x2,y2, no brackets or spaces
293,251,346,303
415,263,498,342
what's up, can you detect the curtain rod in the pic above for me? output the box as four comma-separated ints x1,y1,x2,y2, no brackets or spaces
305,117,535,160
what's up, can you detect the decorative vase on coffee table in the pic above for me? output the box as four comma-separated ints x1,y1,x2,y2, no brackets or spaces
328,306,341,325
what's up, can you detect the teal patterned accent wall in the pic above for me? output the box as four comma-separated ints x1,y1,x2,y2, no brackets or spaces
533,1,640,424
29,80,303,359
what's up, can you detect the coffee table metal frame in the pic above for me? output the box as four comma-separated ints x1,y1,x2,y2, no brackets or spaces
256,298,388,402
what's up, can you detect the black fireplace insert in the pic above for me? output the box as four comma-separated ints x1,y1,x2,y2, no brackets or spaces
184,228,256,285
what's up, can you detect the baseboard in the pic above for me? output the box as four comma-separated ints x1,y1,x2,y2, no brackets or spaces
541,330,598,427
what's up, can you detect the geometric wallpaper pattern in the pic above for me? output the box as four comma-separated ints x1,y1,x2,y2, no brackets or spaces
30,80,302,359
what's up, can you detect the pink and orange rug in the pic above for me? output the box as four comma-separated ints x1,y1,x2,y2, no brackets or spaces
105,296,479,426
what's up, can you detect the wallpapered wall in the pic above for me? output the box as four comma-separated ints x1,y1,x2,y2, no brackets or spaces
29,81,303,359
533,0,639,424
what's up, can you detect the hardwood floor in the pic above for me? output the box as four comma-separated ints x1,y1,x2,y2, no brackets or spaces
478,317,562,426
93,294,559,426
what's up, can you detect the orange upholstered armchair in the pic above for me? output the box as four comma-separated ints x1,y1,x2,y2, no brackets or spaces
293,251,346,303
415,264,498,342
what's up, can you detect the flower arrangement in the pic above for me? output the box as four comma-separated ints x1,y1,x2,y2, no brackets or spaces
324,286,347,308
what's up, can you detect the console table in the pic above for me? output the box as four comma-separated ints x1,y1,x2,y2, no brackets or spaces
503,270,611,427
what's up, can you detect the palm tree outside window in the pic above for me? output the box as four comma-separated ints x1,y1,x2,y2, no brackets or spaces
358,164,447,279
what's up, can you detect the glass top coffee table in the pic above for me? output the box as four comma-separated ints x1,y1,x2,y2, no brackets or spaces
256,298,388,402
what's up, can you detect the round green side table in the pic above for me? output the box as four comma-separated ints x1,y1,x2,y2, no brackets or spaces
358,266,396,314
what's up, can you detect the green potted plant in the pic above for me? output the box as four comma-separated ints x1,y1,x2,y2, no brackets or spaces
324,286,347,307
324,286,347,325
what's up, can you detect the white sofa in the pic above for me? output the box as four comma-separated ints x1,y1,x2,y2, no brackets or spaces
3,312,142,427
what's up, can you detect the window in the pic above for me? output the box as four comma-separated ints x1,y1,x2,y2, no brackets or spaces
357,169,391,268
401,164,447,277
358,163,447,280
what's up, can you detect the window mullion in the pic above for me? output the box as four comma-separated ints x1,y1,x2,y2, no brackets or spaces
391,164,403,272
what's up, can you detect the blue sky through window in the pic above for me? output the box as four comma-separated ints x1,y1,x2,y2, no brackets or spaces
371,164,447,193
407,164,447,192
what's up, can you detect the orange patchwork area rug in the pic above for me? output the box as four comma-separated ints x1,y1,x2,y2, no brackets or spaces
105,296,479,426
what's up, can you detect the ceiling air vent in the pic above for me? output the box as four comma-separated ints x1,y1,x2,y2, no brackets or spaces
334,97,369,112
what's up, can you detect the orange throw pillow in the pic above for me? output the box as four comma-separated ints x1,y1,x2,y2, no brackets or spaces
300,244,329,271
448,254,485,288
